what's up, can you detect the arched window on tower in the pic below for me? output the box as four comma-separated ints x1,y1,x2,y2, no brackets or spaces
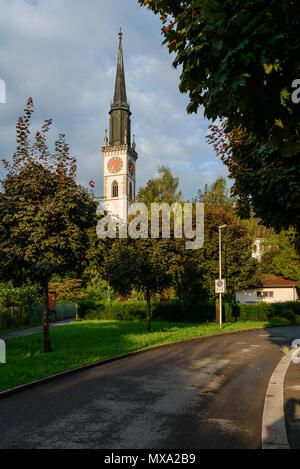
129,182,133,201
112,180,118,198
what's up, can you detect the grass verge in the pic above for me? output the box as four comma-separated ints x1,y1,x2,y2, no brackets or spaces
0,319,285,392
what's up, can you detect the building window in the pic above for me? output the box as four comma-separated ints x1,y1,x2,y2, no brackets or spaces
257,291,274,298
112,181,118,198
129,182,133,201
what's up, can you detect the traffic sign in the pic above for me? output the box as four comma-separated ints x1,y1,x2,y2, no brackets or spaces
215,279,226,293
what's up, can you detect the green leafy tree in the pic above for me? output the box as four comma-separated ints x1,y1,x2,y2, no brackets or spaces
195,177,234,207
104,238,174,331
0,99,97,352
137,165,182,206
138,0,300,146
207,121,300,248
260,228,300,285
138,0,300,245
48,279,87,303
174,205,259,302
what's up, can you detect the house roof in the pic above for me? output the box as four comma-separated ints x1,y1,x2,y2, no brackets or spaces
258,274,298,288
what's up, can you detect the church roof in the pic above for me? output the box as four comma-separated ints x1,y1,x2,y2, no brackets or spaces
112,29,128,110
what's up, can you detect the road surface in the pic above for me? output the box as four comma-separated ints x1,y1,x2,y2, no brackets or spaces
0,326,299,449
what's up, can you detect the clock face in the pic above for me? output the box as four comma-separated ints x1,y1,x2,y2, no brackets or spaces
128,159,135,177
108,157,123,173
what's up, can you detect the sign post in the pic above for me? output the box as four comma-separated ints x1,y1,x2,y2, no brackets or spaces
217,225,228,329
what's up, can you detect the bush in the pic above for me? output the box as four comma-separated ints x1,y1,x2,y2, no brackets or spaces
152,301,215,323
110,301,147,321
78,298,217,323
78,298,106,319
237,301,300,323
0,284,43,331
79,300,147,321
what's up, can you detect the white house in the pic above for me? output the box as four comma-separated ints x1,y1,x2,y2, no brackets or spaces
236,275,300,305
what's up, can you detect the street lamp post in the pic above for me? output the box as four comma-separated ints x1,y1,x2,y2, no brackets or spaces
218,225,228,329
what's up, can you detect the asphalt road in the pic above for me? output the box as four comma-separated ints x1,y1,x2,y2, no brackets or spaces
0,326,299,449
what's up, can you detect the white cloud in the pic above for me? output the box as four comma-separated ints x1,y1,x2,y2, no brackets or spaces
0,0,227,200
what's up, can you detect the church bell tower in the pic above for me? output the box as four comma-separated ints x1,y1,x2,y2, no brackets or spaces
102,29,138,221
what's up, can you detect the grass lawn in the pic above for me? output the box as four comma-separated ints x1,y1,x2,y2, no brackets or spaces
0,319,283,392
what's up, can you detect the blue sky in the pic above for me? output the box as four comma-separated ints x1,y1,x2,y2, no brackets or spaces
0,0,228,199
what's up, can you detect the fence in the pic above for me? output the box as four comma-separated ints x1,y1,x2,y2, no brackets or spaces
0,302,77,330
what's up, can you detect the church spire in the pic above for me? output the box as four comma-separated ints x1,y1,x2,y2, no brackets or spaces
112,28,128,108
109,28,131,147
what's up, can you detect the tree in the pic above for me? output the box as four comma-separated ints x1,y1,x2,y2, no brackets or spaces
138,0,300,145
207,121,300,248
260,228,300,285
104,238,174,331
138,0,300,245
48,278,87,300
137,165,182,206
0,99,97,352
195,177,234,208
173,204,259,302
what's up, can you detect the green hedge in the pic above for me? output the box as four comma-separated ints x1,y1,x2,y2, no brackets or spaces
237,301,300,323
152,301,215,323
78,297,300,325
79,299,216,323
79,300,147,321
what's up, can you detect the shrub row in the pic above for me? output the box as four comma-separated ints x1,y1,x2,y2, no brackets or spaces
238,301,300,323
80,300,147,321
79,299,300,325
79,299,216,323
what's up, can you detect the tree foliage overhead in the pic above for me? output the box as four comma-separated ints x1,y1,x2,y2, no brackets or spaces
138,0,300,244
207,121,300,246
138,0,300,143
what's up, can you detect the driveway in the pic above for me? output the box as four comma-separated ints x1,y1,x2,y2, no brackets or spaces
0,319,75,340
0,326,299,449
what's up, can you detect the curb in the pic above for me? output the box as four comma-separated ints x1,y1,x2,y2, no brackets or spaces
0,325,278,400
262,349,294,449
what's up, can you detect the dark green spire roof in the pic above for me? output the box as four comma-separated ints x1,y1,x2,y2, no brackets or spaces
108,29,132,147
112,29,128,110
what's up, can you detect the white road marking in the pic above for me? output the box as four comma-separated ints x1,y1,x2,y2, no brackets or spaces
262,349,294,449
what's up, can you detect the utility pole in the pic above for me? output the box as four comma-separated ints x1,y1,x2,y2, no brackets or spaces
218,225,228,329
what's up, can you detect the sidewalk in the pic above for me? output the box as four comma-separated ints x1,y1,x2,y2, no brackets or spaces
1,318,76,340
284,353,300,449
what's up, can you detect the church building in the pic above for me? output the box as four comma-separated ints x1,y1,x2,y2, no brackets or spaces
102,30,138,221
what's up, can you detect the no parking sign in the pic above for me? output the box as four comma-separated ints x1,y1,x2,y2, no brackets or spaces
215,279,226,293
